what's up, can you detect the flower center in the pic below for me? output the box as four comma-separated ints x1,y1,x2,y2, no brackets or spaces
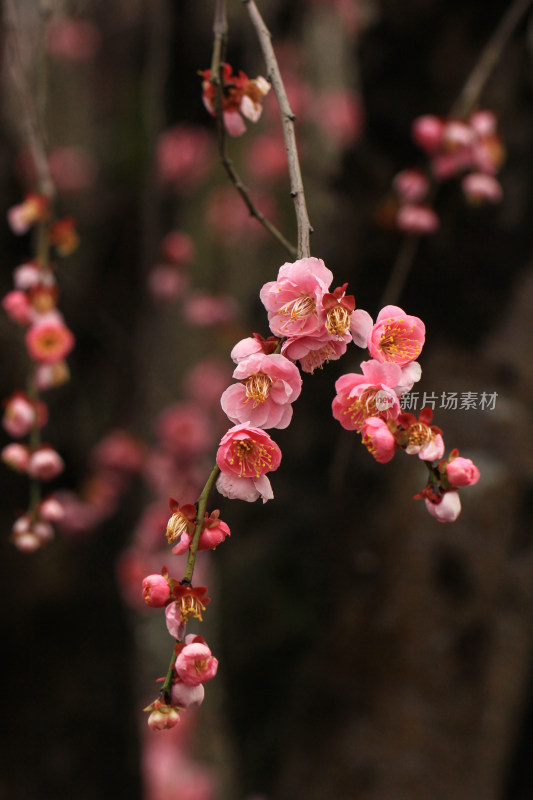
245,372,273,406
407,422,432,448
346,387,380,431
195,658,209,674
180,594,206,623
326,305,350,337
378,321,422,362
279,294,316,321
166,511,190,544
232,438,273,477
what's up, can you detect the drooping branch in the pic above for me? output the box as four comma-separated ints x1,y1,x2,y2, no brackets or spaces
209,0,297,258
243,0,313,260
3,0,55,199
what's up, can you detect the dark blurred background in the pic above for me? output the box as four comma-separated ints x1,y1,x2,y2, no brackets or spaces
1,0,533,798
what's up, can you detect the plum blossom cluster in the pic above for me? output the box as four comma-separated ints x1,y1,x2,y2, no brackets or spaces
202,63,271,137
332,305,480,521
2,193,77,551
394,110,504,234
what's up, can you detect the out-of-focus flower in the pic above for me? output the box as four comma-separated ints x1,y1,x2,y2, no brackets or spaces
25,316,75,363
27,445,65,481
7,194,49,235
45,16,101,61
424,490,461,522
156,125,213,190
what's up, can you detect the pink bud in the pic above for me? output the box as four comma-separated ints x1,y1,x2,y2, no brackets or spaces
142,574,171,608
27,446,65,481
1,443,30,471
2,394,36,438
425,490,461,522
412,115,444,153
171,681,205,708
39,496,65,522
146,703,180,731
446,456,480,486
11,514,54,551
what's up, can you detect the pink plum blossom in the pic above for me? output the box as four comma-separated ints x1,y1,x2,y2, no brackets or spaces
367,305,425,365
396,204,439,234
425,490,462,522
183,291,239,327
7,194,49,235
45,16,101,61
39,496,65,522
171,680,205,709
393,169,429,204
446,456,480,486
145,701,180,731
11,514,54,552
245,134,288,182
27,446,65,481
350,308,373,348
184,358,232,409
361,417,396,463
171,510,230,555
148,265,188,302
462,172,502,204
142,574,171,608
311,89,364,147
34,361,70,390
202,63,270,136
13,262,41,290
412,115,444,153
332,360,402,432
206,185,275,243
230,334,279,363
159,230,195,265
48,146,98,192
26,316,75,363
399,408,444,461
154,403,213,456
175,638,218,686
91,429,144,474
156,125,213,190
221,353,302,429
2,291,32,325
2,393,39,438
281,333,348,373
216,424,282,503
1,443,30,471
260,257,333,338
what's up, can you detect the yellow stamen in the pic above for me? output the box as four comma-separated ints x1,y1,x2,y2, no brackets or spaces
245,372,273,407
326,305,350,337
166,511,190,544
408,422,432,448
279,294,316,321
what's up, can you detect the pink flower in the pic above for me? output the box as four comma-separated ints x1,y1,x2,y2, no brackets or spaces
398,408,444,461
91,429,144,474
171,680,205,708
175,638,218,686
156,125,213,190
230,334,279,363
332,360,402,432
27,446,65,481
184,358,232,409
183,291,239,327
221,353,302,429
412,115,444,153
350,308,373,347
311,89,364,147
2,291,31,325
425,490,461,522
260,257,333,338
216,424,281,502
11,514,54,552
154,403,213,456
202,64,270,136
13,262,41,290
34,361,70,390
159,231,195,266
446,456,480,486
206,185,275,243
7,194,49,235
393,169,429,204
45,16,101,61
462,172,502,204
396,204,439,234
39,496,65,522
281,334,347,374
2,392,41,438
48,146,98,192
367,305,425,365
1,443,30,471
26,317,75,363
245,134,288,182
148,265,188,302
145,701,180,731
361,417,396,463
142,574,171,608
165,601,185,640
171,510,230,555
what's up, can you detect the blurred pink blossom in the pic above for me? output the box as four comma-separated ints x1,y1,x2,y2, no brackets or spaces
183,291,239,327
48,147,98,192
156,125,214,191
45,16,101,61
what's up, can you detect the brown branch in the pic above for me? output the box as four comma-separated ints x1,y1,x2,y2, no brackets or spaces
209,0,297,258
3,0,55,199
243,0,313,260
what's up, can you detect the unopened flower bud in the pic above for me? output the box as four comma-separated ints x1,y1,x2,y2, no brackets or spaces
142,574,171,608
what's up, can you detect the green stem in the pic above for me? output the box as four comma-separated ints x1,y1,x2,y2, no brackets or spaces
160,650,177,702
182,463,221,584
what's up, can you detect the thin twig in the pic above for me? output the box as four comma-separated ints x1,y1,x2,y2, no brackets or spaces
381,0,532,308
209,0,297,258
243,0,313,260
3,0,55,199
